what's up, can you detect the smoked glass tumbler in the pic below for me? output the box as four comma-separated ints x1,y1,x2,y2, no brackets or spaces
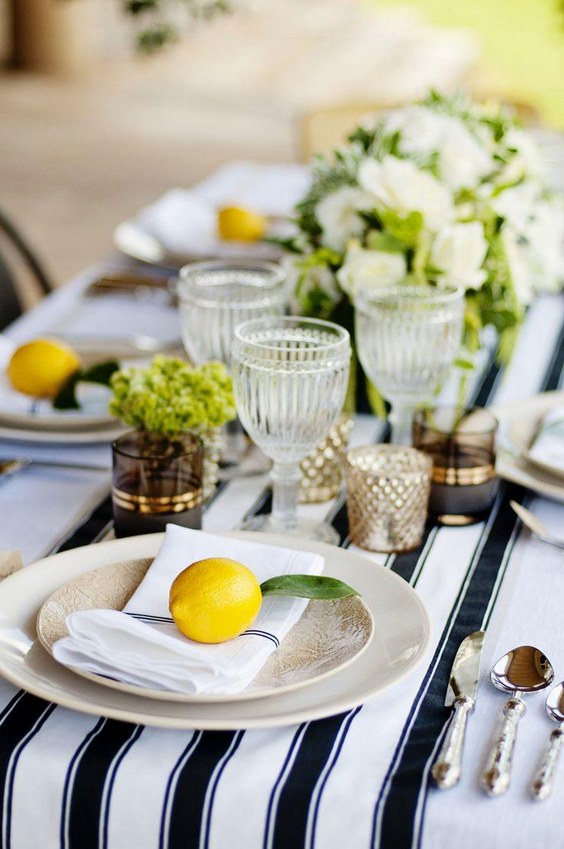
231,316,351,545
355,284,464,445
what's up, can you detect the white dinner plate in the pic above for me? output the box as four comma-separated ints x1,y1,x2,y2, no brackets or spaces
37,558,374,703
0,532,430,730
493,392,564,503
0,421,126,444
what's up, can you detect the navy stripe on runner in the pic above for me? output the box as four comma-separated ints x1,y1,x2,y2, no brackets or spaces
66,718,142,849
100,725,144,849
201,731,245,849
269,711,360,849
541,314,564,391
373,483,525,849
166,731,241,849
0,695,56,849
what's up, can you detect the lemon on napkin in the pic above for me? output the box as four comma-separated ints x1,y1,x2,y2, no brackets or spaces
7,339,80,398
217,206,268,242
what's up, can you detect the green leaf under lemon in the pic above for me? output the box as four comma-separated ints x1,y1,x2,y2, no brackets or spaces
53,359,120,410
260,575,359,600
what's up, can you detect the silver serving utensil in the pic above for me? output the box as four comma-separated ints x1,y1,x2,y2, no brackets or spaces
432,630,485,789
481,646,554,796
530,682,564,801
510,501,564,551
0,457,110,479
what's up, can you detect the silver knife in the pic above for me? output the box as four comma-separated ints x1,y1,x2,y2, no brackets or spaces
432,630,486,789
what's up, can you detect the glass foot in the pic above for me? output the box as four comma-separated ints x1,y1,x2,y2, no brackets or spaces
239,514,340,546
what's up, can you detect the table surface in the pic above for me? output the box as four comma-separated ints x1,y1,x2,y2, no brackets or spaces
0,264,563,849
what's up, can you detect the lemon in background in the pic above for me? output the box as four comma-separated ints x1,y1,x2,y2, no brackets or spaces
7,338,81,398
169,557,262,644
217,206,268,242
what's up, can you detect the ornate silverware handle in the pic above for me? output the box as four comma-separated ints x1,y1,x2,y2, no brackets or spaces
432,696,474,789
480,696,526,796
530,726,564,801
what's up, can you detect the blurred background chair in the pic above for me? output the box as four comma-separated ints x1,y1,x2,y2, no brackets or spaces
0,206,54,331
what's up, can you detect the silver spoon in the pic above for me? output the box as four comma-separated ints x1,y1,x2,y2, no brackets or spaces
481,645,554,796
510,501,564,551
530,682,564,801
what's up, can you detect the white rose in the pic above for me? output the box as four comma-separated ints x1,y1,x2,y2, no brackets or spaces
499,128,546,184
501,226,535,306
358,155,453,231
337,243,407,299
492,182,538,233
431,222,488,289
315,186,373,252
384,106,492,191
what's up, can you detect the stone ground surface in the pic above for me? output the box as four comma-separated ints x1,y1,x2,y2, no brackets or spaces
0,0,476,298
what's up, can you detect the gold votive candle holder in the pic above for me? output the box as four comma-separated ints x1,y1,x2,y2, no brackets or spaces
299,413,354,504
345,445,432,552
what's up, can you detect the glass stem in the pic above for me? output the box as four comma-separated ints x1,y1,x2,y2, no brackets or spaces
389,402,414,446
270,462,302,532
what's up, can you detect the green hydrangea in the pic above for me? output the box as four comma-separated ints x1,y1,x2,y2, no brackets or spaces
109,355,236,436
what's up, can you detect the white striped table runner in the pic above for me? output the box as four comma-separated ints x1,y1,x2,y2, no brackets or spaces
0,294,563,849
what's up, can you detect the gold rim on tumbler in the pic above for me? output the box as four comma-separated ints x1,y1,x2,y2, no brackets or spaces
345,445,432,553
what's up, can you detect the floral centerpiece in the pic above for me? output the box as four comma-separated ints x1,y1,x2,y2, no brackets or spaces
282,91,564,408
109,355,236,497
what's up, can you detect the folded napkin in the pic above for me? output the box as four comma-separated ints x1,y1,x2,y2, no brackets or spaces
53,525,324,695
528,406,564,473
135,161,310,257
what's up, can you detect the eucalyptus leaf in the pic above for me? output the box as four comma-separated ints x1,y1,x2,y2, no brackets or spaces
260,574,359,600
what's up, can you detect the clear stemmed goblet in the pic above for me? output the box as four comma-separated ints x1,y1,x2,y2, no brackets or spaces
176,260,287,461
231,316,351,544
355,284,464,445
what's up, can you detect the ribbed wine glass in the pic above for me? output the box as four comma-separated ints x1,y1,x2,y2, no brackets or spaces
231,316,351,544
355,284,464,445
176,260,287,367
176,260,287,460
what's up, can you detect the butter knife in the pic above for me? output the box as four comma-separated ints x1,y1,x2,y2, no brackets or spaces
432,630,486,789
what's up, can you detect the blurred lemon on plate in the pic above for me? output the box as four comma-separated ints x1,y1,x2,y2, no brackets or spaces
217,206,268,242
7,338,81,398
169,557,262,643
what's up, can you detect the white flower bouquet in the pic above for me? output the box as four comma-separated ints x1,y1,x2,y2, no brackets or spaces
282,92,564,401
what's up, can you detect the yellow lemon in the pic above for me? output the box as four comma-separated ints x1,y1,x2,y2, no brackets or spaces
7,338,81,398
217,206,267,242
169,557,262,644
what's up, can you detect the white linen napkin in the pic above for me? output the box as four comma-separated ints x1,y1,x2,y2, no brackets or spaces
135,161,310,257
52,525,324,695
528,406,564,473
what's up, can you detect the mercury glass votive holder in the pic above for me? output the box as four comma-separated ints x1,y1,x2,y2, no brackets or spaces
299,413,354,504
345,445,432,552
112,431,203,538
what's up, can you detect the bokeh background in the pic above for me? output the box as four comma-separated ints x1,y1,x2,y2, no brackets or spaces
1,0,563,291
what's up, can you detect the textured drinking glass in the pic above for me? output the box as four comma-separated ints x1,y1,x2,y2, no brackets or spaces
355,284,464,445
176,260,287,367
176,260,287,462
112,431,203,538
345,445,432,552
413,406,499,526
231,316,351,544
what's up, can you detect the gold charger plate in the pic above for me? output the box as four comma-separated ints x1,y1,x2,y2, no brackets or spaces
37,557,374,703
